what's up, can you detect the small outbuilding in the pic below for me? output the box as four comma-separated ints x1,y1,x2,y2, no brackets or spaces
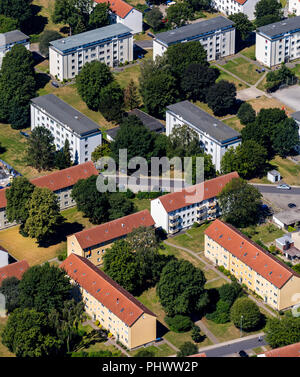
267,170,281,183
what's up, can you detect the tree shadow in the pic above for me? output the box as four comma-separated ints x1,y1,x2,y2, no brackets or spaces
60,26,70,35
134,45,147,60
35,72,51,91
22,6,48,36
38,221,84,248
73,329,108,352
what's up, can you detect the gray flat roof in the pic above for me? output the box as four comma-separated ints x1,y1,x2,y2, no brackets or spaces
154,16,234,46
166,101,241,143
268,169,280,176
257,16,300,39
0,30,29,45
31,94,101,136
273,209,300,226
50,24,132,53
292,111,300,122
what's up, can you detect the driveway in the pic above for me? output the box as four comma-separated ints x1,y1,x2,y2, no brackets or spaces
271,85,300,111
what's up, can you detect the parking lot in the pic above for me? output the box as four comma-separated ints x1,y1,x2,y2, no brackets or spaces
253,184,300,211
271,85,300,111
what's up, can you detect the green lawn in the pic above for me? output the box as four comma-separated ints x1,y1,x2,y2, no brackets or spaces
291,63,300,79
160,243,207,270
114,64,141,89
240,223,284,245
222,116,243,132
32,0,67,36
223,56,261,85
129,343,175,357
239,45,256,61
0,317,14,357
205,277,227,289
131,198,151,212
213,65,248,90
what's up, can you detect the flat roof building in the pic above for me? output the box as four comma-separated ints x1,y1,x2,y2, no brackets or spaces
153,16,235,61
0,30,30,67
166,101,241,171
49,24,133,80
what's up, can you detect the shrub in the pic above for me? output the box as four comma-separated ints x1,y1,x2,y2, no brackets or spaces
255,239,268,251
268,245,277,254
108,332,113,338
95,320,100,326
177,342,198,357
206,300,231,324
288,226,296,232
192,222,200,228
230,298,261,331
165,315,193,333
135,349,155,357
191,325,203,343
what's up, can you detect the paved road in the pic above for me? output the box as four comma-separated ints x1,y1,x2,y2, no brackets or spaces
252,183,300,210
253,184,300,195
271,85,300,112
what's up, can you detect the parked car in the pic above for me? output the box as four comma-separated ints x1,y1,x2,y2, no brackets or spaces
288,203,297,208
51,81,59,88
20,131,30,138
238,350,248,357
277,184,291,190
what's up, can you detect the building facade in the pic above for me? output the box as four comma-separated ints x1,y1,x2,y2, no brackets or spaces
49,24,133,80
153,16,235,61
67,210,155,266
0,30,30,68
289,0,300,16
212,0,260,20
0,246,8,268
94,0,143,34
60,254,157,349
150,172,239,234
31,94,102,164
166,101,241,171
204,219,300,311
256,16,300,67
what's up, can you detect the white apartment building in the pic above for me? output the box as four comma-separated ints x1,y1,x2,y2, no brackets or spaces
166,101,241,172
256,16,300,67
150,172,239,234
212,0,260,20
0,30,30,68
289,0,300,16
94,0,143,34
31,94,102,164
49,24,133,81
153,16,235,61
0,246,8,268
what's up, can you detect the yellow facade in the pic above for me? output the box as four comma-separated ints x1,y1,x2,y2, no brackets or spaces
204,234,300,311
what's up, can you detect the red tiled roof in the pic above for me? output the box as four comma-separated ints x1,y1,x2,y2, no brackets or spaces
158,172,239,213
95,0,133,19
204,219,300,289
73,210,155,249
0,162,98,209
234,0,247,4
188,353,207,357
60,253,156,327
261,342,300,357
0,260,29,286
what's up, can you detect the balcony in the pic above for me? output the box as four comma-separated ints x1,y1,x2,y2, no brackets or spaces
169,214,179,221
207,207,217,214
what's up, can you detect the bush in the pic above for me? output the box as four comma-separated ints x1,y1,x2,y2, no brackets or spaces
95,320,100,326
268,245,277,254
108,332,113,338
177,342,198,357
206,299,231,324
230,298,261,331
192,222,200,228
165,315,193,333
135,349,155,357
288,226,296,232
191,325,203,343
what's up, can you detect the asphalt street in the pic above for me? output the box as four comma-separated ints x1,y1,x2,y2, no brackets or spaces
253,184,300,195
252,184,300,211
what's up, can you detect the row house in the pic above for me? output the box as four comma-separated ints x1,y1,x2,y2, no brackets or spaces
60,253,157,349
204,219,300,311
150,172,239,234
67,210,155,266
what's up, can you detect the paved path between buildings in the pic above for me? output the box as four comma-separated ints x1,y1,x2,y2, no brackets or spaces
195,319,219,345
162,337,180,353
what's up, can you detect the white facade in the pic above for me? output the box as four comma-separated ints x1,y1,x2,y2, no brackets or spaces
212,0,260,20
0,30,30,68
0,249,8,268
111,9,143,34
289,0,300,16
30,103,102,165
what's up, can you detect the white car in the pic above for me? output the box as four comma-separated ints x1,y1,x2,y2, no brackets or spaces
277,184,291,190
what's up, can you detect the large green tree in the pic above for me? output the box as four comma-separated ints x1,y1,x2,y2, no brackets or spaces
108,192,134,220
24,187,64,242
237,102,256,125
0,14,19,33
272,118,299,158
124,79,140,110
218,177,262,227
264,316,300,349
0,276,20,313
98,81,125,123
254,0,282,27
206,80,236,116
0,0,32,26
166,2,193,28
157,259,208,316
230,298,261,331
145,6,163,31
88,3,110,30
168,123,202,159
76,60,113,110
55,139,72,170
176,341,198,357
228,13,253,41
39,30,62,58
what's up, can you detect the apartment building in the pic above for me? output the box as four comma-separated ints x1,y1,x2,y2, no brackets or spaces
166,101,241,171
150,172,239,234
94,0,143,34
67,210,155,266
0,161,98,230
60,253,157,349
153,16,235,61
49,24,133,80
289,0,300,16
204,219,300,311
212,0,260,20
0,260,29,286
31,94,102,164
0,245,8,268
0,30,30,68
256,16,300,67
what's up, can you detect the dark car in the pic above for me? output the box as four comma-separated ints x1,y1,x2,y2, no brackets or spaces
51,81,59,88
238,350,248,357
288,203,297,208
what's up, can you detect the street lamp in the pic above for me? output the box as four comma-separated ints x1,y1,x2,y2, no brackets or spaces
240,315,243,338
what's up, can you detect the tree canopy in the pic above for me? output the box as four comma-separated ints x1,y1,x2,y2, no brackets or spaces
88,3,110,30
0,0,32,27
228,13,253,41
230,298,261,331
206,80,236,116
39,30,62,58
98,81,125,123
166,2,193,28
0,276,20,313
237,102,256,125
0,14,19,33
145,7,163,31
254,0,282,27
264,316,300,349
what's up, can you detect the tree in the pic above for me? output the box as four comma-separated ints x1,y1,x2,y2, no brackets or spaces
124,79,140,110
181,64,219,101
76,61,113,110
206,80,236,116
0,14,19,33
103,240,140,293
0,44,36,129
191,325,203,343
39,30,62,58
166,41,208,78
71,175,110,224
1,308,62,357
99,81,125,123
237,102,256,125
24,187,64,242
176,341,198,357
55,139,72,170
6,176,35,225
26,126,56,171
264,317,300,349
255,13,282,27
254,0,282,27
166,2,193,28
157,259,208,316
168,124,202,159
165,315,193,332
218,282,243,305
0,0,32,27
228,13,253,41
88,3,110,30
18,263,71,314
185,0,211,11
265,64,297,92
126,226,159,254
230,298,261,331
108,192,134,220
135,349,155,357
271,118,299,158
0,277,20,313
218,177,262,227
145,7,163,31
221,140,268,179
91,143,111,162
206,299,232,323
192,153,216,182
